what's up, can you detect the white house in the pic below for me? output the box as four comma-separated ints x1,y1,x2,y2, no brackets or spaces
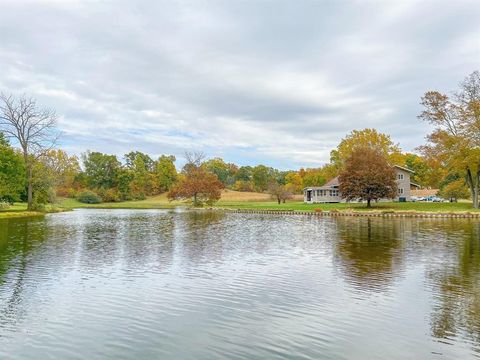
304,165,416,203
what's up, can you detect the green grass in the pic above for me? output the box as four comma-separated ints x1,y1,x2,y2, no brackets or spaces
0,203,66,219
214,200,480,213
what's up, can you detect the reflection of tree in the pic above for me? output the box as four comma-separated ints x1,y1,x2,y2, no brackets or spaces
175,211,227,265
0,218,47,327
429,221,480,348
333,217,406,291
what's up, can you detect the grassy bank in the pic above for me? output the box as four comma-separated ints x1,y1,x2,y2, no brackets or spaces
0,203,66,219
215,199,479,213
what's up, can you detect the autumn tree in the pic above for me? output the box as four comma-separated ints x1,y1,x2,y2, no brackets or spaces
167,152,224,206
42,149,80,196
268,183,293,204
418,71,480,208
331,128,404,170
284,171,303,193
0,94,60,210
339,147,397,208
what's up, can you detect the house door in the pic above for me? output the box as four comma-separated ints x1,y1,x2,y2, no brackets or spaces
306,190,312,202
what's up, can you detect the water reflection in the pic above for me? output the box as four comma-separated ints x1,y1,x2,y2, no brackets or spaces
0,211,479,359
333,217,405,291
427,221,480,350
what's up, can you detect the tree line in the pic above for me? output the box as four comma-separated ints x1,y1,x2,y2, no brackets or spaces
0,70,478,209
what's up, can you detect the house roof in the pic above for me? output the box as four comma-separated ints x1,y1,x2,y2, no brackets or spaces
393,165,415,173
323,176,339,187
303,176,339,190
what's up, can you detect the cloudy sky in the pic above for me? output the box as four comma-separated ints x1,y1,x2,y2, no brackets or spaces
0,0,478,169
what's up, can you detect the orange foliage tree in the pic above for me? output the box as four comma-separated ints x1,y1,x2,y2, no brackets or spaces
339,147,397,208
168,152,224,206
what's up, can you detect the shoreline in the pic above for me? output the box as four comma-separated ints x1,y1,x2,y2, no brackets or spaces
213,208,480,219
2,205,480,219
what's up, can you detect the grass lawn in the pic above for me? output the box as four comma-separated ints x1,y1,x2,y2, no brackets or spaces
0,203,65,219
215,199,480,213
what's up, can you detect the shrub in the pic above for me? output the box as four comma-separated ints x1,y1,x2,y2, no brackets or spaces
314,208,323,213
102,188,120,202
77,190,102,204
0,201,10,209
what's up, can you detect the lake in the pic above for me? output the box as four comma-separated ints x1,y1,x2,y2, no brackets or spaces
0,209,479,359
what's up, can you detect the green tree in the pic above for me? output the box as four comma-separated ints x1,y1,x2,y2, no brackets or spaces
235,166,253,182
154,155,177,192
116,168,134,200
418,71,480,208
202,157,238,186
130,155,149,199
82,151,121,189
124,151,155,172
252,165,276,192
0,134,25,202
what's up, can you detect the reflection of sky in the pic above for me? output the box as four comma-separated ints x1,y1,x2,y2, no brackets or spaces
0,211,478,359
0,2,478,169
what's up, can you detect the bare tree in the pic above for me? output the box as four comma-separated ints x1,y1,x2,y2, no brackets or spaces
0,93,60,210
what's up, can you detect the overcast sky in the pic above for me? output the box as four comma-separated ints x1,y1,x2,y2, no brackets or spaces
0,0,478,169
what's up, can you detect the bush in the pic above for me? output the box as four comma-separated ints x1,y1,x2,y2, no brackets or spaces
0,201,10,209
102,188,120,202
77,190,102,204
314,208,323,213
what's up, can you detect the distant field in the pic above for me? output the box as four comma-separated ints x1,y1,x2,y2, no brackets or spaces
58,190,274,209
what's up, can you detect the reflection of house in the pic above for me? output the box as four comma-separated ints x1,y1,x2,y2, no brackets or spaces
304,165,416,203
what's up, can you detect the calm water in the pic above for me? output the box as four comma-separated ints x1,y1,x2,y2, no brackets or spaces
0,209,479,359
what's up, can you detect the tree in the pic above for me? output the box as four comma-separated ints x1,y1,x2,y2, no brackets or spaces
439,178,471,200
331,128,403,170
203,157,238,187
299,168,326,187
124,151,155,172
0,94,59,210
154,155,177,192
167,152,224,206
418,71,480,208
0,134,25,202
252,165,276,192
82,151,121,189
285,171,303,193
268,183,293,204
339,147,397,208
42,149,80,196
235,166,253,182
129,154,151,199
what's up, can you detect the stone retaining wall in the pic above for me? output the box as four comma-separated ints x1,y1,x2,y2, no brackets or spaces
224,209,480,219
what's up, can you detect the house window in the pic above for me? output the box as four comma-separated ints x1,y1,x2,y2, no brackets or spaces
398,173,404,180
317,190,321,196
330,190,339,197
398,188,404,195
